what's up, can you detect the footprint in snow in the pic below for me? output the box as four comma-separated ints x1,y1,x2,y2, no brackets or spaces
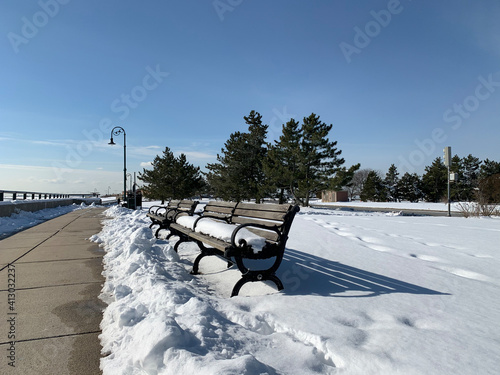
437,266,493,282
409,254,446,263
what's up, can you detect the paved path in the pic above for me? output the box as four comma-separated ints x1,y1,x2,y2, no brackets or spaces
0,207,107,374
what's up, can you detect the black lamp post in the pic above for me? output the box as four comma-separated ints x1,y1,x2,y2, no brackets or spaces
109,126,127,202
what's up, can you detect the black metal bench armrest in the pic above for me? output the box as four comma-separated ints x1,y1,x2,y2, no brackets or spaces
229,222,280,250
148,205,163,215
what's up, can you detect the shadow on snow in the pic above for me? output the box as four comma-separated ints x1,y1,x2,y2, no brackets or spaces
278,248,448,297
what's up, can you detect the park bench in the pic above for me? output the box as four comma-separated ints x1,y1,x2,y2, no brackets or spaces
146,200,199,238
167,201,300,296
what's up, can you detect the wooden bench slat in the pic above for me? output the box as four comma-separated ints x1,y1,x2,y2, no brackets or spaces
235,202,292,212
231,216,281,227
203,206,235,214
233,209,288,221
245,227,279,242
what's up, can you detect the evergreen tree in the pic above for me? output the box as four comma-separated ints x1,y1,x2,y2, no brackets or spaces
294,113,345,206
206,110,268,202
172,153,205,199
478,159,500,204
139,147,203,202
421,157,447,202
397,172,422,202
360,170,386,202
384,164,400,202
449,155,462,201
347,169,372,200
243,111,270,202
329,164,361,191
478,173,500,204
479,159,500,178
452,154,481,201
263,119,302,204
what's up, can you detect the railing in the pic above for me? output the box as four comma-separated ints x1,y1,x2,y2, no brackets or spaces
0,190,97,202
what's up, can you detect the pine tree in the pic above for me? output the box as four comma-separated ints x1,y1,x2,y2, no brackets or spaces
421,157,447,202
347,169,372,200
449,155,462,201
397,172,422,202
263,119,302,204
329,164,361,192
477,159,500,204
479,159,500,178
206,110,268,202
294,113,345,206
139,147,203,202
360,170,386,202
384,164,400,202
243,111,269,202
451,154,481,201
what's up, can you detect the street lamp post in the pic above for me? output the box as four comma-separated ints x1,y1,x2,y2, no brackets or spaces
109,126,127,203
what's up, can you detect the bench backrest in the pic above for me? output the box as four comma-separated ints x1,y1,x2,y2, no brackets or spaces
230,202,300,243
174,200,200,219
199,201,238,222
149,199,198,218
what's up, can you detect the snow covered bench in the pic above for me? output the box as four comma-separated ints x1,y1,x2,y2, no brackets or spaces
168,201,300,296
147,200,199,238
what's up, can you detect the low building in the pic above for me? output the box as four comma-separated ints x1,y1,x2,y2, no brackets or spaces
321,190,349,202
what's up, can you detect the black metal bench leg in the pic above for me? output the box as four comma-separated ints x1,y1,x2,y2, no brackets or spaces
267,274,284,291
154,226,162,238
231,273,284,297
174,237,189,252
190,253,206,275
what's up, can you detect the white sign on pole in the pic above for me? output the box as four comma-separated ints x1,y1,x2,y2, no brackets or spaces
444,146,451,167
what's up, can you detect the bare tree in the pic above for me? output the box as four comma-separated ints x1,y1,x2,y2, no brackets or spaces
347,168,373,200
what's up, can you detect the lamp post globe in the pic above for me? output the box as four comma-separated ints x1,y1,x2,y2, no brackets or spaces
109,126,127,203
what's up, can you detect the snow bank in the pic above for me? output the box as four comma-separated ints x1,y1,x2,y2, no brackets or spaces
92,206,277,374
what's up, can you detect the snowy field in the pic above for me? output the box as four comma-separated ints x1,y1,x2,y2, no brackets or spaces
313,200,461,212
88,202,500,375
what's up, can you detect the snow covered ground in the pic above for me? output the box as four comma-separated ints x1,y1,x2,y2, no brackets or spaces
88,202,500,375
313,200,460,212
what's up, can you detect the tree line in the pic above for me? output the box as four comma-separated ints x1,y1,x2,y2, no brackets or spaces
356,156,500,204
139,110,354,206
139,110,500,206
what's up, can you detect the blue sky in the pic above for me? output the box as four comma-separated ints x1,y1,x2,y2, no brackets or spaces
1,0,499,195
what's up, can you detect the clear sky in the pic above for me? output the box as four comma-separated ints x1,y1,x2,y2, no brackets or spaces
1,0,499,195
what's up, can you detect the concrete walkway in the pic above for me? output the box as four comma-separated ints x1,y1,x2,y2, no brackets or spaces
0,207,107,374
